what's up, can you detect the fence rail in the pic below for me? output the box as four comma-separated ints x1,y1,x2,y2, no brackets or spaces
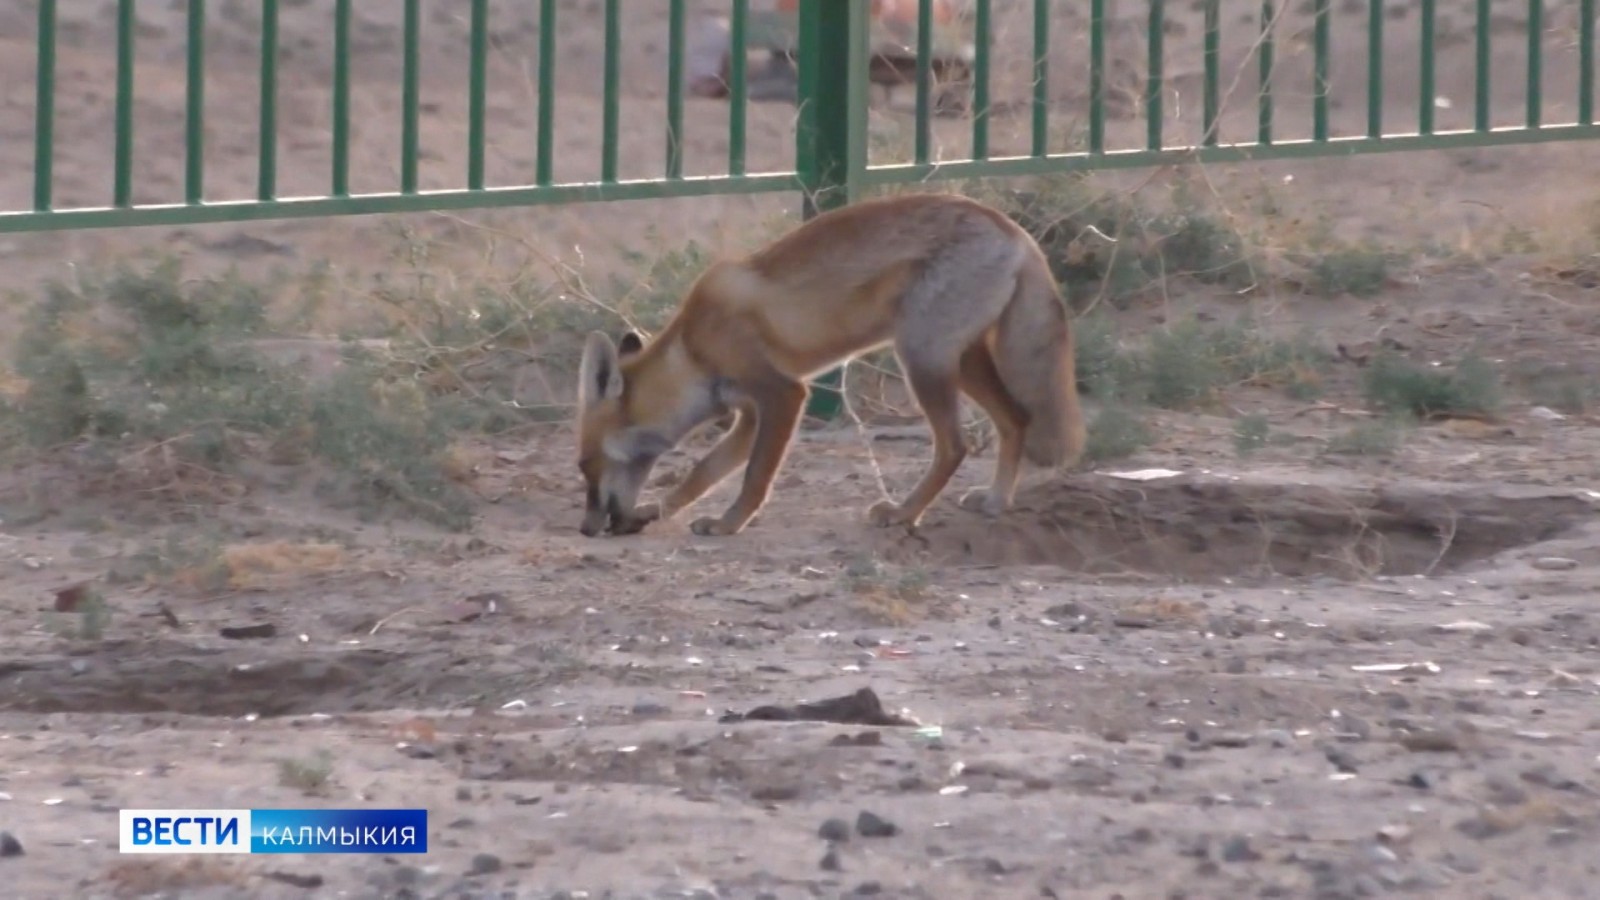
7,0,1598,235
4,0,1598,413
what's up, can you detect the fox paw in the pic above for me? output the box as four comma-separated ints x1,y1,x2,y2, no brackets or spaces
867,500,920,529
958,488,1007,518
689,516,736,537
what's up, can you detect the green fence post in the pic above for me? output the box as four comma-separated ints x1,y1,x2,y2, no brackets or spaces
795,0,869,420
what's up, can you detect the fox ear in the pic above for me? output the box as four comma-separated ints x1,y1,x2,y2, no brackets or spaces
578,331,625,408
617,330,645,358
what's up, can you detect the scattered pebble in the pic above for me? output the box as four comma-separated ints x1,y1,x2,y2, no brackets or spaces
0,832,20,858
855,811,898,838
1399,730,1463,753
1531,557,1578,571
1220,835,1262,862
818,818,851,842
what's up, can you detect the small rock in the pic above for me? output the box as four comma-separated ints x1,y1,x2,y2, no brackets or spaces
0,832,21,858
855,810,898,838
1531,556,1578,571
454,786,472,802
467,853,502,875
264,871,323,889
1220,835,1262,862
852,882,883,896
818,818,851,842
1324,747,1360,774
1399,729,1462,753
219,623,277,640
1376,824,1412,845
1262,729,1295,749
1207,732,1252,749
631,701,669,717
819,847,842,871
1455,814,1511,841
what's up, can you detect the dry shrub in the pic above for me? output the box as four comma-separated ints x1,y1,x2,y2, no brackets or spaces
219,541,348,590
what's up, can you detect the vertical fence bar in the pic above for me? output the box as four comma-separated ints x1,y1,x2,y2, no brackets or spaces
34,0,57,213
1031,0,1049,158
1582,0,1595,125
1526,0,1542,128
1203,0,1219,146
1146,0,1164,150
728,0,748,176
185,0,206,205
795,0,868,419
1089,0,1105,153
666,0,686,179
972,0,991,160
601,0,621,183
401,0,420,193
468,0,489,191
332,0,351,196
1313,0,1330,142
1419,0,1434,134
1474,0,1490,131
1258,0,1274,145
258,0,279,201
114,0,136,208
1368,0,1384,138
914,0,932,165
536,0,556,185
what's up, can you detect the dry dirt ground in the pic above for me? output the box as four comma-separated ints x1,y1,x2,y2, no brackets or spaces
3,2,1600,899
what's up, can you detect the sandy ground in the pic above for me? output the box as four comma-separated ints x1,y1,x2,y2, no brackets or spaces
2,2,1600,899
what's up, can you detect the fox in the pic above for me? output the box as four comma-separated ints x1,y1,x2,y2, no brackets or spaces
573,191,1088,538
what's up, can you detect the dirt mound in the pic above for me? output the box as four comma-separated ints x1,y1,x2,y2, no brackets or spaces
882,473,1597,583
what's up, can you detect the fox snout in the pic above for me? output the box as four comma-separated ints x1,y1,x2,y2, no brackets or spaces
579,491,652,537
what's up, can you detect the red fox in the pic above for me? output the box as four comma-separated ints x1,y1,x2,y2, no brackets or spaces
573,192,1087,537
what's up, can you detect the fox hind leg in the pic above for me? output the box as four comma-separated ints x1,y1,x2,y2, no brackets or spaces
865,232,1024,529
954,337,1028,518
867,357,969,529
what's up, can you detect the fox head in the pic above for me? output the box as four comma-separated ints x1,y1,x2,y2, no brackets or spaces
574,329,671,536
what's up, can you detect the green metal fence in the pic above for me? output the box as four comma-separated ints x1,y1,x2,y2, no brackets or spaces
4,0,1598,413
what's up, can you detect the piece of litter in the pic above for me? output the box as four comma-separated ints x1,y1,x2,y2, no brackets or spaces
1103,468,1184,482
1352,662,1440,674
501,699,528,710
679,690,707,699
617,746,639,753
1435,621,1492,633
939,785,969,796
42,798,63,805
